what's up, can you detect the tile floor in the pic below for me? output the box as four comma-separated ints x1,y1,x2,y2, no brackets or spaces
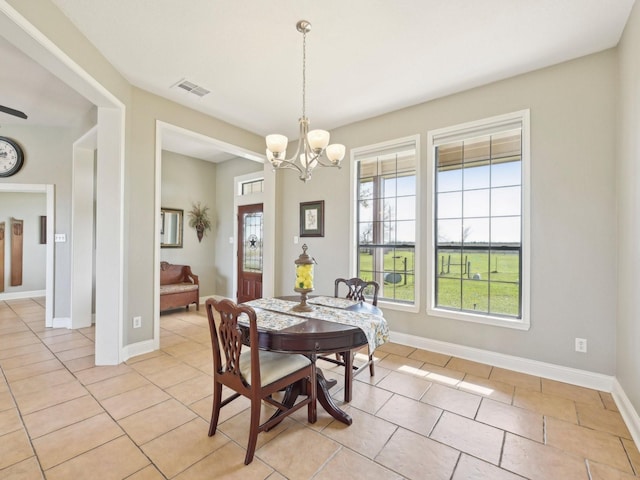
1,297,639,479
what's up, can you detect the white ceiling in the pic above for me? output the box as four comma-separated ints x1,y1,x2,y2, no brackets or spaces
161,128,238,163
1,0,636,160
0,35,93,127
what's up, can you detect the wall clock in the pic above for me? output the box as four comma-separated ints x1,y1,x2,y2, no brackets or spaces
0,136,24,177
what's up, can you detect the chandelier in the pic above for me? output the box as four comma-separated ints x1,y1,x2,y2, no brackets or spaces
266,20,346,182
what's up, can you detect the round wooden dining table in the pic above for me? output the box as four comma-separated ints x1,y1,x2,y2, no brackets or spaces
240,296,382,425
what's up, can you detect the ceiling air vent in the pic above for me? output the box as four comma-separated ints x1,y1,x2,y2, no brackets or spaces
173,79,210,97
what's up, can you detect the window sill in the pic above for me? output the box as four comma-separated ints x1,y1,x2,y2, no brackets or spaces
427,307,530,331
378,299,420,314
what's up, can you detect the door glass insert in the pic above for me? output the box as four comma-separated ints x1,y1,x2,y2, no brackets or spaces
242,212,263,273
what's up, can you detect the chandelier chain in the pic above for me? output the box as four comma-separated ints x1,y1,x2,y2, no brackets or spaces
302,29,307,120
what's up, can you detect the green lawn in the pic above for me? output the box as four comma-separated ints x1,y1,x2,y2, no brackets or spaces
437,250,520,316
358,248,416,302
358,248,521,316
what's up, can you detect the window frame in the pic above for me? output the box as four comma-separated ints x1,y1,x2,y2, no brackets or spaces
426,110,531,330
240,178,264,195
350,135,421,313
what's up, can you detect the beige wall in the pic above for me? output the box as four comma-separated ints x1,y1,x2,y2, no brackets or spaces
617,0,640,415
275,49,619,376
160,151,217,296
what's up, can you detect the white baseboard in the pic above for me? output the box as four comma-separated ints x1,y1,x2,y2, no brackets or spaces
612,378,640,449
390,331,614,392
0,289,46,301
52,317,71,329
392,331,640,449
122,339,156,362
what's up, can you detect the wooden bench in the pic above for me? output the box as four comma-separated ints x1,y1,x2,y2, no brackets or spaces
160,261,199,312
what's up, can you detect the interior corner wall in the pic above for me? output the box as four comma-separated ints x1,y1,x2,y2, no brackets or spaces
160,150,217,296
617,0,640,416
275,49,619,376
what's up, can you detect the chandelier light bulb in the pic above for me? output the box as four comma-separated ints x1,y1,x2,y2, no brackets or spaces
325,144,346,164
307,129,330,152
266,134,288,154
299,153,318,170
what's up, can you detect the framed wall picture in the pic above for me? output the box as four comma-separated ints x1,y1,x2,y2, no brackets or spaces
160,207,183,248
300,200,324,237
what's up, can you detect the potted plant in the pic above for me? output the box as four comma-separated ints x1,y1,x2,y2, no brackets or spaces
187,202,211,242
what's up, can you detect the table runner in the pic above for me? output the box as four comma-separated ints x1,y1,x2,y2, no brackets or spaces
239,307,307,331
307,296,358,309
245,297,389,352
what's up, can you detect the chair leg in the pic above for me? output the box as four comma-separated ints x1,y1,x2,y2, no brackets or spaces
344,351,354,403
208,382,223,437
244,398,261,465
368,348,375,377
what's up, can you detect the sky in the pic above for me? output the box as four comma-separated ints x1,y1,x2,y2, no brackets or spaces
358,159,522,245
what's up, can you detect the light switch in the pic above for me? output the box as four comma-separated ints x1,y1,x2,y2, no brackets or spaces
54,234,66,243
293,236,299,244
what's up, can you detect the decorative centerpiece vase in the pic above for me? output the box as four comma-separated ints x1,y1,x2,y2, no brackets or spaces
292,244,315,312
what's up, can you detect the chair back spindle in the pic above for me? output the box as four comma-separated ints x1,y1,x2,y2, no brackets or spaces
214,302,253,387
334,277,380,306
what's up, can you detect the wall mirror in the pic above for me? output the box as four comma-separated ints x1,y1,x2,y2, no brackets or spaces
161,207,183,248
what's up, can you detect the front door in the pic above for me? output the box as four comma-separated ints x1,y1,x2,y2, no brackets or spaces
237,203,263,303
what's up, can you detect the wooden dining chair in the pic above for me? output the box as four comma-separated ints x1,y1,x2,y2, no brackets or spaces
205,298,316,465
322,277,380,401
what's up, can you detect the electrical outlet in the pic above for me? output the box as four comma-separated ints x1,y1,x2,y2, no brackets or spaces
133,316,142,329
575,337,587,353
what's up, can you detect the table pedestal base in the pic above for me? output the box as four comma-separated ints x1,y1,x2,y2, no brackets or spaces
316,369,352,425
269,368,352,427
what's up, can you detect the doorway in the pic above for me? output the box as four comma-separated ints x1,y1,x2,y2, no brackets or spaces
154,121,275,346
0,184,53,326
237,203,263,302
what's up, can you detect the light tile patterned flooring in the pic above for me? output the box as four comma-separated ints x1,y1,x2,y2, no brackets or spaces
0,298,639,479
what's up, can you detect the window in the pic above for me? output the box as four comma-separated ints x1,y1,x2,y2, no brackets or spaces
427,110,530,329
351,136,419,310
241,179,264,195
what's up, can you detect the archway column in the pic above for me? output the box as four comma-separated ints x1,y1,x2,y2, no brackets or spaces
94,107,125,365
